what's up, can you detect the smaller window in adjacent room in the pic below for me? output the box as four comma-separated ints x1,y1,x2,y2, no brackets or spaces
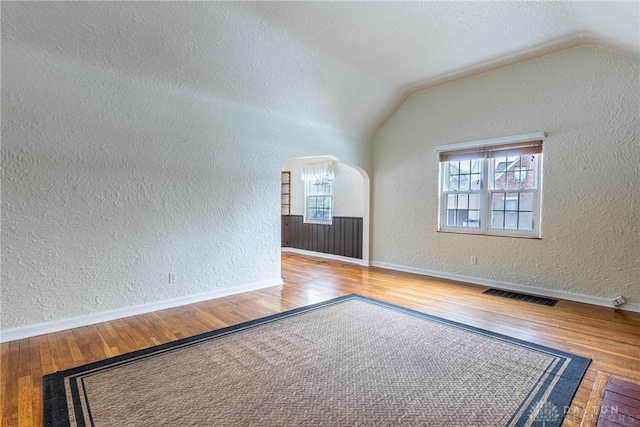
436,133,544,238
302,160,334,224
305,178,333,222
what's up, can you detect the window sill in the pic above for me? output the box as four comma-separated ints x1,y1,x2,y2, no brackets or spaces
437,230,541,240
304,220,333,225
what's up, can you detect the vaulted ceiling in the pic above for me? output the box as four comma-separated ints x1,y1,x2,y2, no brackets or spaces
2,1,638,139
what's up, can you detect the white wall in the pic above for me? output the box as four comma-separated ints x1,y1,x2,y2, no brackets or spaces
372,46,639,304
1,43,371,332
283,157,365,218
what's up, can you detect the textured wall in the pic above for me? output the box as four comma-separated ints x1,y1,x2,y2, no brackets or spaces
1,44,370,331
283,157,365,218
372,46,639,304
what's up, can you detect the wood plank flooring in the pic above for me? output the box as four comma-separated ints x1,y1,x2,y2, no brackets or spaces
2,252,639,426
596,377,640,427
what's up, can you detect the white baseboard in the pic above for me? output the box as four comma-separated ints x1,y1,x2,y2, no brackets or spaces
281,247,370,266
370,261,640,313
0,278,283,343
4,260,636,343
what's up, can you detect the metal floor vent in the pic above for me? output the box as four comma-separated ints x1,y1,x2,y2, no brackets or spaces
482,288,558,306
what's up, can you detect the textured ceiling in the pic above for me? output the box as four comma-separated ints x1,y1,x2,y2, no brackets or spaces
2,1,639,138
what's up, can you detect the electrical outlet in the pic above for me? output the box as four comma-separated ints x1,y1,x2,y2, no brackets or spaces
169,273,175,284
610,295,626,308
470,256,477,265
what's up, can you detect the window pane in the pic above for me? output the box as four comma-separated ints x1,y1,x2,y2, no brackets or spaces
519,212,533,231
459,161,471,173
469,194,479,210
514,167,527,184
449,162,459,175
490,191,536,231
491,211,504,228
492,156,538,191
447,194,457,209
458,194,468,209
449,175,459,191
471,160,481,173
459,174,470,191
505,193,519,211
470,174,481,190
507,156,520,164
447,209,457,227
519,155,537,189
307,178,333,195
467,210,480,228
508,156,536,189
495,159,508,172
504,212,518,229
446,161,480,192
520,192,534,211
456,210,468,226
308,196,332,221
505,166,527,189
445,192,477,228
492,193,504,210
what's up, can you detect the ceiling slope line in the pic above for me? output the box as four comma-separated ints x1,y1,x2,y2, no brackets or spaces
371,33,639,138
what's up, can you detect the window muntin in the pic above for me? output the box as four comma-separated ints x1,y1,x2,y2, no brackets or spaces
513,167,527,183
305,178,332,224
443,159,482,229
438,136,542,238
489,155,538,233
448,160,482,191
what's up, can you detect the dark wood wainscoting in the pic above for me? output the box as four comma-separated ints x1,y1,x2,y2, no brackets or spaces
282,215,363,259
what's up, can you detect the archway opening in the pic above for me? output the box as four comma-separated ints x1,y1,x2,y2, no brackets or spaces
280,156,370,264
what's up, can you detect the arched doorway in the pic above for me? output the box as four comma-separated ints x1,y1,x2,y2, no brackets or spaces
281,156,370,264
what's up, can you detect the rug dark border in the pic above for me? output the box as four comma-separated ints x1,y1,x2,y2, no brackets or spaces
43,293,591,427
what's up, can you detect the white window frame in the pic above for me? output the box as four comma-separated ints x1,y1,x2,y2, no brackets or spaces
439,162,485,234
304,177,333,224
436,132,544,238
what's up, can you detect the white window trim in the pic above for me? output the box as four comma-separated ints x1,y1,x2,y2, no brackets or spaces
434,132,545,153
438,165,487,236
436,132,544,238
303,177,333,225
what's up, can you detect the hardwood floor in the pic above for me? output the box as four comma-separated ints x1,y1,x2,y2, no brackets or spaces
2,252,639,426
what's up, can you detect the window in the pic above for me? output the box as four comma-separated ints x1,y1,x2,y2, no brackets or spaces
513,166,527,184
305,178,332,223
437,133,543,238
302,160,334,224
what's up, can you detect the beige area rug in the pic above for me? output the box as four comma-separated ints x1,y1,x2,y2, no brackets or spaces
44,294,590,426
